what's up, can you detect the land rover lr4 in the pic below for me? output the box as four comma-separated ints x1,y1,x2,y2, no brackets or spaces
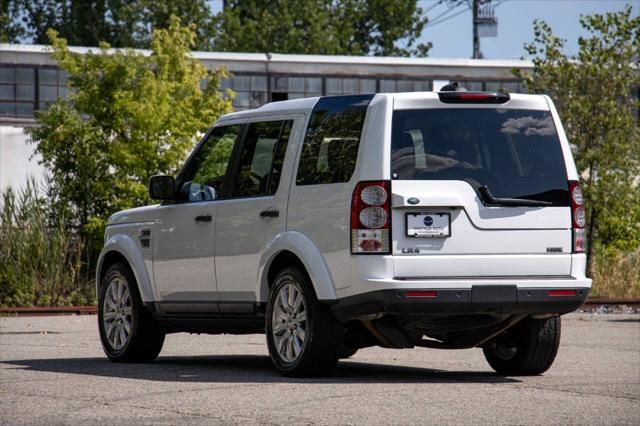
97,90,591,377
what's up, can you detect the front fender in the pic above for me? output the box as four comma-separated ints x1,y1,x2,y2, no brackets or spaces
96,233,156,302
257,231,338,302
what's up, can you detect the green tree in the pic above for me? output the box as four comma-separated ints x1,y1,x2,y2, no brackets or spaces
2,0,215,49
0,0,25,42
26,16,233,260
213,0,430,56
514,6,640,270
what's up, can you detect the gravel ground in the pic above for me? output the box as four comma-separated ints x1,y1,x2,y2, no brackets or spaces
1,313,639,425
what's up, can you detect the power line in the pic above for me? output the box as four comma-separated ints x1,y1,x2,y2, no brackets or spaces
423,0,446,15
424,0,508,30
424,1,467,28
424,7,469,28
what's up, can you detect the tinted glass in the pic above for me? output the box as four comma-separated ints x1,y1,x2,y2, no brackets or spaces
296,95,372,185
179,125,241,202
232,120,292,197
391,108,569,205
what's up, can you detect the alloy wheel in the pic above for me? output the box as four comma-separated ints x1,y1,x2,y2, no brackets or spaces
271,282,307,363
102,277,133,351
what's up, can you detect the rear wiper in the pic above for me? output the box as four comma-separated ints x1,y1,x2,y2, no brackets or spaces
478,185,552,207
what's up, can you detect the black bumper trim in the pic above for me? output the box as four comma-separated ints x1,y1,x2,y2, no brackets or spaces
331,287,589,322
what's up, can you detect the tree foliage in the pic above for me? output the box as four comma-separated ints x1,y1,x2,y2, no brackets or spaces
514,6,640,268
26,16,233,256
213,0,430,56
0,0,25,42
1,0,216,49
2,0,431,56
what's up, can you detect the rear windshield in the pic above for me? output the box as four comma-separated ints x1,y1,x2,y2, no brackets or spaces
391,108,569,205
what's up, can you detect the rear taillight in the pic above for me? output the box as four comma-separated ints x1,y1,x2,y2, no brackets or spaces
351,181,391,254
569,181,586,253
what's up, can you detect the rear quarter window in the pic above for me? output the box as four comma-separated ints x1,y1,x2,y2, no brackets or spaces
296,95,373,185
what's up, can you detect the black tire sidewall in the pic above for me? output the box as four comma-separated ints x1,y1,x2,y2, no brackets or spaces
266,268,315,372
484,316,561,376
98,263,149,361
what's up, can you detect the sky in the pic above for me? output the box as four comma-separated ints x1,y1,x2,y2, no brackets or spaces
417,0,638,59
208,0,637,59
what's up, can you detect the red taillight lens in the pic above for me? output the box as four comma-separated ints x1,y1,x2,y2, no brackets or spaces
548,289,577,297
569,181,586,253
405,291,438,298
351,181,391,254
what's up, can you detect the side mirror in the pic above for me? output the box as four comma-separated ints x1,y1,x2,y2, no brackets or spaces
149,175,175,201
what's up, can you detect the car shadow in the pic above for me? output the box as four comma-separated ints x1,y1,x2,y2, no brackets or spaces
2,355,520,384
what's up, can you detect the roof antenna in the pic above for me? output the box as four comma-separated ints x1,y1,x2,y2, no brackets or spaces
440,82,467,92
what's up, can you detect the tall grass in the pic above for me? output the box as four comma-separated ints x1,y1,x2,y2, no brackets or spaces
0,178,93,307
590,247,640,298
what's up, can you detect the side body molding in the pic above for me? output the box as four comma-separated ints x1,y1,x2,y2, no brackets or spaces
257,231,338,302
96,233,156,302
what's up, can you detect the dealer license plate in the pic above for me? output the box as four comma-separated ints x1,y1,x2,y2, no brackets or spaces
406,212,451,238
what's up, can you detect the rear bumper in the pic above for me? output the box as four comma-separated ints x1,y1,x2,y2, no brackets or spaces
331,285,589,322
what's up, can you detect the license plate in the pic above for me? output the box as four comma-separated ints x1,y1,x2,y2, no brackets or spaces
406,212,451,238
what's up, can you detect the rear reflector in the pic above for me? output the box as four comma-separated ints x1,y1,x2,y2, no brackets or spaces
438,91,510,104
548,290,577,297
405,291,438,298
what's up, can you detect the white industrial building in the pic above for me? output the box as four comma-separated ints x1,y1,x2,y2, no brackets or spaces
0,43,533,191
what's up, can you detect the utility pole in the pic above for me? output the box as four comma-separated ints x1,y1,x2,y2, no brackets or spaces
472,0,481,59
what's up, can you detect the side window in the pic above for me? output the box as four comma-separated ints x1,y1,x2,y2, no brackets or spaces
179,124,241,202
296,95,373,186
231,120,293,198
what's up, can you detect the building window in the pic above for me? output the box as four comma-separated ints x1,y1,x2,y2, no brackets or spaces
326,78,376,95
271,76,322,100
380,79,432,93
223,74,268,109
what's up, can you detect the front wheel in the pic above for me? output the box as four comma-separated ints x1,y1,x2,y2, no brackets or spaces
266,267,343,377
98,262,165,362
483,316,561,376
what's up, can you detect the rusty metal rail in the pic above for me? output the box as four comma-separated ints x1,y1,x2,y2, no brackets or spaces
0,306,98,316
582,297,640,307
1,298,639,316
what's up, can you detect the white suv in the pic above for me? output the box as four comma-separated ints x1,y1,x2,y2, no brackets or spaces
97,89,591,377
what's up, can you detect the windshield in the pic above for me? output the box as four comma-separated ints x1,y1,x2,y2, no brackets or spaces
391,108,569,206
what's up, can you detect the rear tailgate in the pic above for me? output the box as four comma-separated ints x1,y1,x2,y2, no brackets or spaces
391,180,572,278
389,98,572,278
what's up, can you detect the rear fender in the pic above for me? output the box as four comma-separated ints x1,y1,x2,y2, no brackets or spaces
257,231,338,302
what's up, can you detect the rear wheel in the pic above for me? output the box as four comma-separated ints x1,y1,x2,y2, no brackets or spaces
483,316,561,376
98,262,165,362
266,267,343,377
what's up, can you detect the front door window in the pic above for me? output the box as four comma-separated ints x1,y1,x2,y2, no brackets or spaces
178,124,241,202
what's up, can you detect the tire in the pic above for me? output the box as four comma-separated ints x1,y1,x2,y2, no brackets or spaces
266,267,344,377
483,316,561,376
98,262,165,363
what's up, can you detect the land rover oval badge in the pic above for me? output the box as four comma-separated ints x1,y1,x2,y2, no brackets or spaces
407,197,420,205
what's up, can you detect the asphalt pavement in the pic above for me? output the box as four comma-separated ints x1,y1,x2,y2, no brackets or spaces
1,313,639,425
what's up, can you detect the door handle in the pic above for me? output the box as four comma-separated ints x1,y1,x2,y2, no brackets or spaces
195,213,212,222
259,209,279,218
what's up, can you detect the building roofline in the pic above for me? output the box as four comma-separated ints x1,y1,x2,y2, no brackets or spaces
0,43,534,69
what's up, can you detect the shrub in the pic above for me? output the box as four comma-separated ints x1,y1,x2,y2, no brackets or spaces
590,246,640,298
0,179,92,307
